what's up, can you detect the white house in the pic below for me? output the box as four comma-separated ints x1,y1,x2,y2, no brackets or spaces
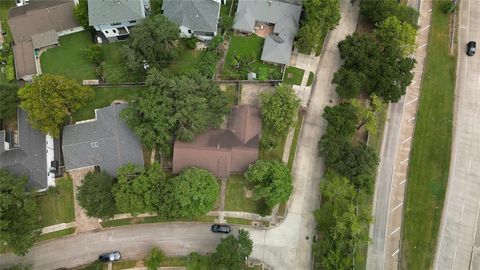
162,0,221,41
88,0,149,42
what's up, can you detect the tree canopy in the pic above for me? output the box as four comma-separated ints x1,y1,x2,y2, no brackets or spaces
159,167,219,218
18,74,94,137
375,16,417,56
335,33,415,102
261,84,300,136
0,82,18,120
313,172,371,270
124,14,179,71
297,0,341,52
245,160,293,208
77,171,117,219
360,0,419,27
322,103,358,138
211,229,253,270
0,169,39,256
73,0,89,28
113,163,165,215
121,69,228,156
350,94,386,135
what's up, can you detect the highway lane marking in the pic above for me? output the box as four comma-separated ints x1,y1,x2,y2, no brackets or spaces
408,117,416,122
391,203,403,212
418,43,428,49
400,159,409,165
400,179,407,185
420,25,430,32
402,137,412,144
392,249,400,257
390,227,401,235
472,199,480,246
406,97,418,105
451,247,457,270
468,157,472,174
460,199,465,224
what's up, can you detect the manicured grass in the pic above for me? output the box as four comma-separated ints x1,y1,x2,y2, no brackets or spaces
259,124,287,161
223,35,282,80
36,176,75,227
102,42,145,83
226,217,253,225
401,1,455,269
72,86,145,121
41,31,96,82
167,45,205,75
283,67,305,85
225,175,267,215
287,115,304,170
307,71,315,86
36,227,75,243
100,215,215,228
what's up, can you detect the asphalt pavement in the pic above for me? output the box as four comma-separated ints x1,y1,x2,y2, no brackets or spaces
434,0,480,269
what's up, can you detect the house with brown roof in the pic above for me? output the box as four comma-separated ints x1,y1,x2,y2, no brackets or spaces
8,0,81,81
172,105,262,178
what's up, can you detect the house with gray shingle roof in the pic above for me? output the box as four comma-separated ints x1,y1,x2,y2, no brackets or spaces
62,104,144,177
162,0,221,41
88,0,149,42
233,0,301,65
0,109,60,190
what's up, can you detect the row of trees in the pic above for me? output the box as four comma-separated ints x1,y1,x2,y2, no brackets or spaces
77,165,219,219
297,0,341,52
314,0,418,268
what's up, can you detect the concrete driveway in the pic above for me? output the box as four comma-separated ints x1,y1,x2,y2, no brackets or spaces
434,0,480,269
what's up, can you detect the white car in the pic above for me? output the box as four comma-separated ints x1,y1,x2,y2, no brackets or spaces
15,0,29,6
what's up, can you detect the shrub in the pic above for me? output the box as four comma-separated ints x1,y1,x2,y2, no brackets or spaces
84,44,104,65
185,37,198,49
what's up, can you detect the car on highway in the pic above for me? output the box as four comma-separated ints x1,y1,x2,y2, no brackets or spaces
467,41,476,56
98,251,121,262
211,224,232,233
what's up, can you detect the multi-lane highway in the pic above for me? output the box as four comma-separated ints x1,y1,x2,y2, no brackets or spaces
435,0,480,269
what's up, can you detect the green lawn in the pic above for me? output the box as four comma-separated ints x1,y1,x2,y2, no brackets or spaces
259,124,287,161
283,67,305,85
102,42,145,83
41,31,96,82
101,215,215,228
225,175,268,215
287,115,304,170
400,1,455,268
225,217,253,225
224,85,239,107
167,48,205,75
73,86,145,121
223,35,282,80
36,227,75,243
36,176,75,228
307,71,315,86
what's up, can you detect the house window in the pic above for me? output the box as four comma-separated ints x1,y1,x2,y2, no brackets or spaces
128,20,137,23
113,29,117,33
90,141,99,148
188,29,192,34
105,30,109,33
111,22,121,26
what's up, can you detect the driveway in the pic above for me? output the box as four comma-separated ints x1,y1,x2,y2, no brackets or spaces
434,0,480,269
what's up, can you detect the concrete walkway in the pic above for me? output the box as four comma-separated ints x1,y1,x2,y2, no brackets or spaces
246,1,360,269
290,51,321,106
366,0,431,268
40,222,77,235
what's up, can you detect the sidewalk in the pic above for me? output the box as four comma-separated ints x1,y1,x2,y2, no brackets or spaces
289,51,320,106
40,222,77,235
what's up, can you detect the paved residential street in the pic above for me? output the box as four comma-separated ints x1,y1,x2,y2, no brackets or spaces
434,0,480,269
0,0,360,269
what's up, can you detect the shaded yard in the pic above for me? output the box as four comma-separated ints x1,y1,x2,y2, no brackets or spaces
102,42,145,83
283,66,304,85
73,86,145,122
167,46,205,75
225,174,268,215
259,124,287,161
223,35,282,80
36,176,75,228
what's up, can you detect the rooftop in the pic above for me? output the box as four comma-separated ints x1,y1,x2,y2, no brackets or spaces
88,0,145,26
162,0,220,34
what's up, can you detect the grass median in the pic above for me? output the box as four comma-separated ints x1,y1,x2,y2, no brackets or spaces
400,1,455,268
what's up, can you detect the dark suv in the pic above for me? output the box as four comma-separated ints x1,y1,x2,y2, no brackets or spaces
211,224,232,234
467,41,476,56
99,251,121,262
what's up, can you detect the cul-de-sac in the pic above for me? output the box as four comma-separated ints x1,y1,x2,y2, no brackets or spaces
0,0,477,269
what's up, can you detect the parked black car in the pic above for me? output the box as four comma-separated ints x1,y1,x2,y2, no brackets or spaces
99,251,121,262
467,41,476,56
211,224,232,234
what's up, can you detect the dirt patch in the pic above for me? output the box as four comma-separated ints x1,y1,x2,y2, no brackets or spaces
244,187,253,198
240,84,275,106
